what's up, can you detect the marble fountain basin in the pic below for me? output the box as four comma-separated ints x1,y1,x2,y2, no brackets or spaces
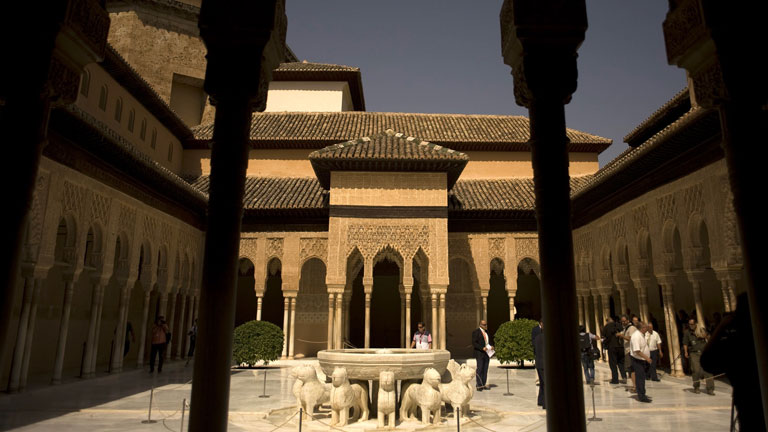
317,348,450,380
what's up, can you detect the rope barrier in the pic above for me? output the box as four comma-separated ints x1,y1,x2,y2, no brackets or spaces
464,413,499,432
266,408,301,432
294,338,328,344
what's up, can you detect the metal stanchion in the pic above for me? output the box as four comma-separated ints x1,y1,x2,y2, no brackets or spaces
504,368,513,396
299,407,303,432
259,368,269,398
456,407,461,432
588,383,601,422
180,398,187,432
141,387,157,424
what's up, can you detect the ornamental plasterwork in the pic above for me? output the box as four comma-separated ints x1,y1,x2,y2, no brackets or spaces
239,238,258,263
142,214,158,243
488,237,505,261
62,180,86,217
632,204,649,234
266,238,284,260
118,204,137,235
682,182,704,215
88,192,111,225
656,194,676,222
159,221,173,248
518,257,540,277
346,224,430,260
26,172,50,255
300,238,327,263
515,237,538,261
611,216,626,240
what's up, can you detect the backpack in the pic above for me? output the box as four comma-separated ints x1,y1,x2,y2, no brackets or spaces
579,333,592,352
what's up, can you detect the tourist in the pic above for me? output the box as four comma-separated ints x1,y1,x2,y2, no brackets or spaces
533,326,545,408
531,319,542,385
702,293,764,430
185,318,198,366
683,318,715,395
123,321,135,358
472,320,493,390
603,316,625,384
149,316,169,373
645,322,663,381
578,325,597,385
410,321,432,349
630,321,653,403
618,315,638,391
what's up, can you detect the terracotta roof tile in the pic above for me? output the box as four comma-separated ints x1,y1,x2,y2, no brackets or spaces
190,111,612,152
274,61,360,72
310,129,469,161
623,87,690,146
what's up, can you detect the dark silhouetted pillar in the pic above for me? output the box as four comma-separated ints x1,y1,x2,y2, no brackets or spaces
500,1,587,430
190,1,285,431
664,1,768,427
0,0,108,379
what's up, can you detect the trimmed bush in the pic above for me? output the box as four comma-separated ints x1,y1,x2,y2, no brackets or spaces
233,320,284,366
494,319,539,364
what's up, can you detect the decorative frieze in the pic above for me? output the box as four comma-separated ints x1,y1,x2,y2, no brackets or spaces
515,237,538,260
346,224,430,260
88,192,111,224
62,180,86,217
300,238,327,263
656,194,676,222
266,238,284,260
488,237,505,261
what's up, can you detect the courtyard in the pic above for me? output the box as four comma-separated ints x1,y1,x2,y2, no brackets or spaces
0,358,733,431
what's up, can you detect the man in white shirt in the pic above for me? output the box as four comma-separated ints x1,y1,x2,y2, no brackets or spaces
630,322,653,403
618,315,638,391
645,323,663,381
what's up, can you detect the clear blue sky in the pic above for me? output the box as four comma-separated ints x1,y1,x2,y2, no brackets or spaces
284,1,688,167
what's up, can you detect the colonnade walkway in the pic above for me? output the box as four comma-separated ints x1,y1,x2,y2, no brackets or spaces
0,358,733,431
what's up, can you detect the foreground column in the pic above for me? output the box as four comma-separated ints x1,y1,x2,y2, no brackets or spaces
136,290,152,367
430,293,438,347
327,293,335,350
165,290,178,360
175,292,189,359
256,295,263,321
52,279,76,384
190,2,285,430
111,283,132,372
20,280,43,390
364,287,372,348
334,293,343,349
288,297,296,359
281,297,289,358
501,2,588,426
439,291,447,350
659,278,684,376
83,282,106,378
8,277,35,392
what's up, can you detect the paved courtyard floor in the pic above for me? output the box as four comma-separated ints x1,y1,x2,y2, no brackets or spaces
0,358,734,431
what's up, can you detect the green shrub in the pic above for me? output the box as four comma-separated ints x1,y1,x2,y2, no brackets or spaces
494,319,539,364
232,320,284,366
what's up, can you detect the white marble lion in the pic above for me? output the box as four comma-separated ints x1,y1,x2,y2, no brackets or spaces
400,368,443,425
329,367,369,426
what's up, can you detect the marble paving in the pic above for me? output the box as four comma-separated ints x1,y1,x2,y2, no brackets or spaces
0,358,735,431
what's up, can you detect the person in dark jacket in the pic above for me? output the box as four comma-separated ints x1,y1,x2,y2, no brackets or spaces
603,316,626,384
533,327,545,408
472,320,493,390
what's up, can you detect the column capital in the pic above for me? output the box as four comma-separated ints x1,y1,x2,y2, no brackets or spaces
327,283,345,294
500,0,587,107
656,274,677,287
685,269,706,284
429,284,448,295
714,268,741,282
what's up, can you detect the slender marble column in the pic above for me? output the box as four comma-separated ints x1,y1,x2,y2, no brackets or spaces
327,293,335,350
615,283,628,317
158,292,169,320
687,274,706,325
400,295,406,348
430,293,438,347
590,294,601,353
334,294,342,349
175,293,188,359
288,297,296,359
582,295,591,333
405,291,412,346
439,293,447,350
256,295,263,320
509,296,516,321
83,282,106,378
577,295,584,327
165,291,178,360
19,280,42,390
8,277,35,392
343,292,351,343
184,295,196,358
481,294,488,321
111,283,131,372
364,290,372,349
633,279,651,323
281,297,289,358
52,279,76,384
89,285,107,376
660,282,684,376
135,290,152,368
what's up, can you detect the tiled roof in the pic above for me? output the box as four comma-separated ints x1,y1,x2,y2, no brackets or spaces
450,177,593,212
623,87,690,147
309,129,469,189
274,61,360,73
185,175,592,216
310,129,469,161
190,111,612,152
271,62,365,111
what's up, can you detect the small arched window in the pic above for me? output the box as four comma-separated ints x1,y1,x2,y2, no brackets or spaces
98,85,108,111
140,118,147,140
150,128,157,149
167,142,174,162
80,70,90,97
127,109,135,132
114,97,123,122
